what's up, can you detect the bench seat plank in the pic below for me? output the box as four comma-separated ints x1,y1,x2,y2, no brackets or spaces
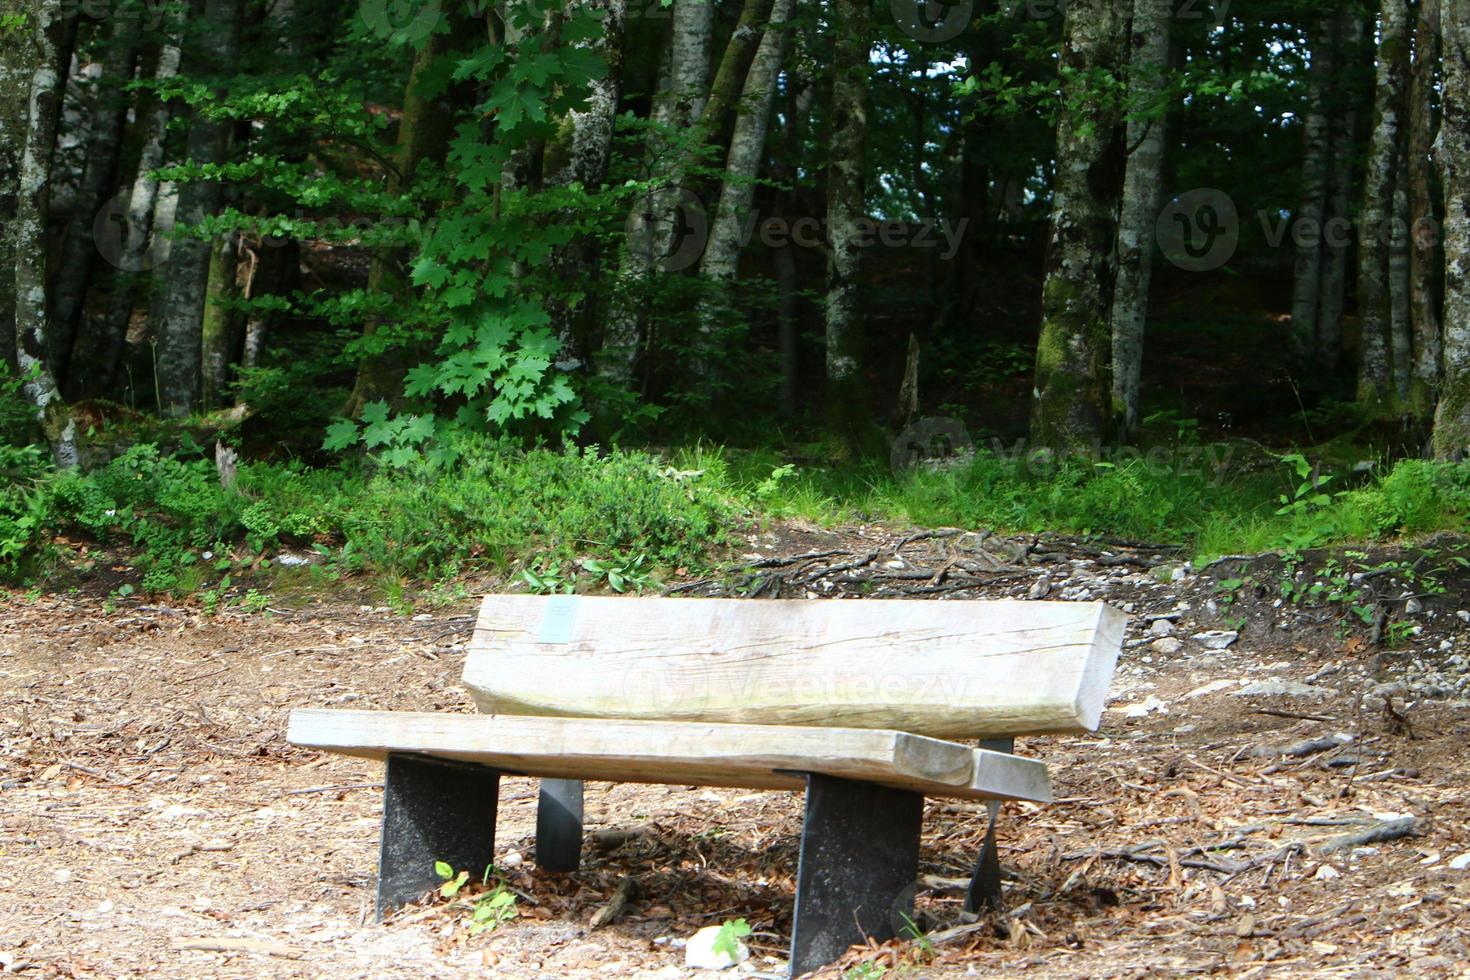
287,710,1053,803
464,596,1125,739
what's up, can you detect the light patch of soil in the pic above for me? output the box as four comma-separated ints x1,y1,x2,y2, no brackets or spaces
3,526,1469,978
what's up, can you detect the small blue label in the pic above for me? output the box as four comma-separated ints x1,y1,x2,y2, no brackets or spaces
538,595,578,644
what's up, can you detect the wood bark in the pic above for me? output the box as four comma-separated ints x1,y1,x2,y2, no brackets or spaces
1290,15,1337,366
1358,0,1411,409
1031,0,1130,449
153,0,240,417
604,0,715,384
1409,0,1444,416
1320,18,1365,378
700,0,794,284
199,232,238,411
1110,0,1172,439
1391,146,1415,401
4,0,77,466
49,18,139,385
1434,0,1470,457
824,0,870,448
69,42,180,400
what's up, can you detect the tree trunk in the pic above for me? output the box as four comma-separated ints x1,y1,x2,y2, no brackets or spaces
344,28,477,416
1357,0,1410,410
49,18,139,385
69,42,180,400
1391,146,1415,402
1319,15,1366,378
604,0,715,384
1110,0,1172,439
1030,0,1130,449
1434,0,1470,458
697,0,773,148
1290,15,1337,366
1408,0,1444,416
153,0,240,417
824,0,870,450
200,232,238,411
700,0,794,284
4,0,77,466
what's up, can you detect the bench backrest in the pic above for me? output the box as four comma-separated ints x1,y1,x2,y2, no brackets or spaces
463,595,1123,740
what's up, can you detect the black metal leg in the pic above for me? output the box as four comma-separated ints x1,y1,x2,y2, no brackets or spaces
376,753,500,920
536,778,584,872
966,737,1015,914
789,774,924,976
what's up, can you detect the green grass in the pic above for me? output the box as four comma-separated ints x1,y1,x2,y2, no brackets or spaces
686,444,1470,563
3,429,1467,602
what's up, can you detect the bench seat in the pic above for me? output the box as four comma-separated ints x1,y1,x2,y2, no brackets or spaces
287,709,1054,802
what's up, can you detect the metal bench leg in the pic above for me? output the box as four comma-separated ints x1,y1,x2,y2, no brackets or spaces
536,778,584,872
789,774,924,977
965,737,1015,914
376,753,500,920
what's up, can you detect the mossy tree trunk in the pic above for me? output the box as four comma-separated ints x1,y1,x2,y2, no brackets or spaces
4,0,77,466
153,0,241,418
824,0,872,452
1434,0,1470,458
1357,0,1411,410
1408,0,1444,417
1030,0,1129,450
1110,0,1172,440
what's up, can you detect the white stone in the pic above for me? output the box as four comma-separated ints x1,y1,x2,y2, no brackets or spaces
1313,865,1340,881
1192,630,1239,651
1184,679,1236,699
1148,619,1175,637
500,851,524,869
1449,853,1470,871
1233,679,1336,698
277,554,310,567
1405,598,1424,616
1151,637,1184,655
685,925,750,970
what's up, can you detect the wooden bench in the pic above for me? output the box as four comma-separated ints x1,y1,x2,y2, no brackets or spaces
288,595,1123,974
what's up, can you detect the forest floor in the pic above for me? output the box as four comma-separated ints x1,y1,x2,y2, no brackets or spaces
3,523,1470,979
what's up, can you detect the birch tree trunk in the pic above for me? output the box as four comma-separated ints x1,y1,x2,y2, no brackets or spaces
1031,0,1129,449
3,0,77,466
69,42,180,400
698,0,773,147
49,18,139,385
1290,16,1336,365
1434,0,1470,458
1408,0,1444,416
1357,0,1410,409
824,0,870,448
1110,0,1172,439
153,0,240,417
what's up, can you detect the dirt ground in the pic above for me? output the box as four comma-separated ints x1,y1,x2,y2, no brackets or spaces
3,524,1469,978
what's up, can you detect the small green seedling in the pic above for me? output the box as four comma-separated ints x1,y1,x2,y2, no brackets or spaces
712,918,752,961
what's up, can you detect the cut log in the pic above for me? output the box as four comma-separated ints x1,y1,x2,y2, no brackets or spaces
463,596,1124,739
286,711,1053,803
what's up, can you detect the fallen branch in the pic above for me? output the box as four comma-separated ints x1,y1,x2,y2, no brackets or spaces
1313,816,1418,855
172,937,301,959
588,878,635,930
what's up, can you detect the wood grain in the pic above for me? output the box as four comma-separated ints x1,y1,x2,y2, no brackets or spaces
463,596,1125,739
287,710,1054,802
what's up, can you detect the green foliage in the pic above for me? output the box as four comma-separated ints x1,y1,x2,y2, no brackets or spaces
712,918,752,961
1,439,730,593
434,861,517,934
